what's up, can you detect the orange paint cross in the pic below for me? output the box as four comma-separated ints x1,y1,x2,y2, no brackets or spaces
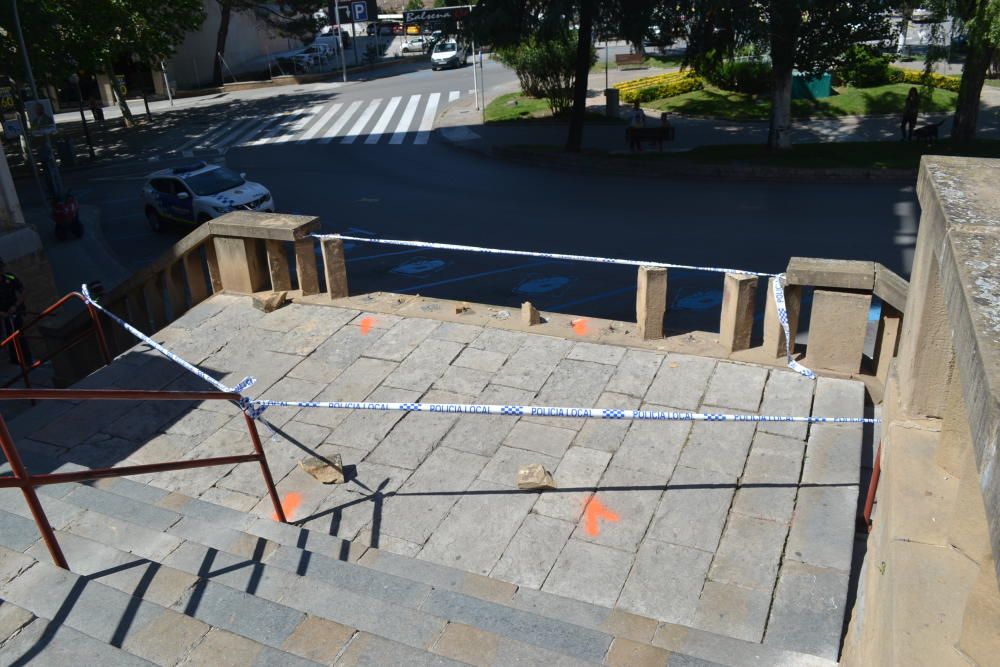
359,316,375,335
582,495,619,537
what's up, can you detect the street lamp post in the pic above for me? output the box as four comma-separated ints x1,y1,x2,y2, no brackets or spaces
68,73,95,160
10,0,62,201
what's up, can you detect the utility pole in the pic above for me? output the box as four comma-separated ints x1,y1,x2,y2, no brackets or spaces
334,0,347,81
11,0,62,201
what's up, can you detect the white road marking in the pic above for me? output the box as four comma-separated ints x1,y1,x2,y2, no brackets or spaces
271,103,325,144
390,95,421,145
448,90,460,102
191,120,241,149
298,103,343,142
414,92,440,145
364,96,402,144
320,100,363,144
222,115,284,149
341,98,382,144
250,110,299,145
174,122,229,152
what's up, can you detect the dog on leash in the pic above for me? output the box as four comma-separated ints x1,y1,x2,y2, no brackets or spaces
911,119,947,142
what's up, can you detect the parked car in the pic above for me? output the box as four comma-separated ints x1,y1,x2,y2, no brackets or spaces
401,37,429,53
318,26,351,48
298,44,331,65
142,162,274,231
367,21,401,36
431,40,468,70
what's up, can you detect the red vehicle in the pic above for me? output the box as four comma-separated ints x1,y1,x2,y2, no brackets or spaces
52,191,83,240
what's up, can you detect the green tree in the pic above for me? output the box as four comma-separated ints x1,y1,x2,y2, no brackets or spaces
0,0,205,124
926,0,1000,142
687,0,892,150
407,0,425,9
495,32,584,113
212,1,324,86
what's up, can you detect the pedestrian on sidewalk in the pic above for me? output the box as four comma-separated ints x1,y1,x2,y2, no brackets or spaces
0,258,32,366
89,96,105,129
628,101,646,151
901,87,918,141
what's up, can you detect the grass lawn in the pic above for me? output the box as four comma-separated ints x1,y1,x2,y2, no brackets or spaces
986,79,1000,88
591,53,683,72
485,92,625,124
646,83,957,120
637,139,1000,171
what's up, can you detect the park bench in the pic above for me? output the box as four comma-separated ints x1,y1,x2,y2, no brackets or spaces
626,125,676,151
615,53,645,70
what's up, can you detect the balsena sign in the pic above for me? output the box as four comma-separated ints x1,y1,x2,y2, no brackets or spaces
403,5,472,23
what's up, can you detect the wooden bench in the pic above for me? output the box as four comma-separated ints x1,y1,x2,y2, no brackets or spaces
615,53,645,70
626,125,676,151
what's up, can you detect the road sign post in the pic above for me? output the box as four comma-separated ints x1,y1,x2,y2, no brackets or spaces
334,0,347,82
351,0,366,66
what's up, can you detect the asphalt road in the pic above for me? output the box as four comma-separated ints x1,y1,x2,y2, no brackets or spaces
25,56,919,331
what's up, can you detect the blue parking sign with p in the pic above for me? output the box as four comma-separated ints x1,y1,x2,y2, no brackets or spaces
352,1,367,21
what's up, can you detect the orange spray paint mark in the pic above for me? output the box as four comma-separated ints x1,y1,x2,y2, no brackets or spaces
571,318,589,335
582,495,619,537
359,317,375,335
273,492,302,521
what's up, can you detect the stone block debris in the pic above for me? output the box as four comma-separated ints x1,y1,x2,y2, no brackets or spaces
299,453,345,484
253,290,288,313
522,302,541,326
517,463,556,489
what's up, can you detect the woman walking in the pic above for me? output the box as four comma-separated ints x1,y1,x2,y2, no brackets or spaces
901,87,918,141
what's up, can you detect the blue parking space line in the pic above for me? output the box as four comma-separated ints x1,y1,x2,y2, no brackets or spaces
392,260,553,293
346,248,425,263
546,286,636,312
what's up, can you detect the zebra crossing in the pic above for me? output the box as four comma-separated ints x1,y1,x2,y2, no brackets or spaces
176,90,466,155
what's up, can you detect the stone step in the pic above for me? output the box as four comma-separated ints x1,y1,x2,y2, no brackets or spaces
0,598,156,666
0,482,677,666
0,544,325,667
42,477,823,666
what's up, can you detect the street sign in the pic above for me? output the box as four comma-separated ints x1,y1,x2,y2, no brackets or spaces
351,1,367,21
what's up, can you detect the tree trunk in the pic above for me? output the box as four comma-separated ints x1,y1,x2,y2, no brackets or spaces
768,65,793,151
106,63,135,128
951,40,995,144
213,1,234,87
766,1,798,152
566,0,595,153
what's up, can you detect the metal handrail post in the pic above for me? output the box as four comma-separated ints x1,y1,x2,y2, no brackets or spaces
85,301,113,366
0,414,67,568
244,412,287,523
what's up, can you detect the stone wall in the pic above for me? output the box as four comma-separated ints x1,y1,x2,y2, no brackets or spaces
842,157,1000,665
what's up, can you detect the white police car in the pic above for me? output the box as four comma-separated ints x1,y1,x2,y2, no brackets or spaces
141,162,274,231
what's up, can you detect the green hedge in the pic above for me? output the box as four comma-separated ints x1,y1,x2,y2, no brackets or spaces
615,70,704,103
887,66,962,92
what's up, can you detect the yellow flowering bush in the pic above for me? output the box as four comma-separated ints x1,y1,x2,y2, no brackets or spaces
887,67,962,92
615,70,704,103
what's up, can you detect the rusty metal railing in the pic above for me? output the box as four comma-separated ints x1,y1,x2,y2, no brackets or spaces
0,291,113,394
0,389,287,570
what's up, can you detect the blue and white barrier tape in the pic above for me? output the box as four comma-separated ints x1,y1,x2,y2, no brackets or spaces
77,284,867,425
314,233,814,379
248,399,878,424
80,284,258,409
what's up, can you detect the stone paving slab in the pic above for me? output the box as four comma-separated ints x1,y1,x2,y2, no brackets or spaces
6,296,867,657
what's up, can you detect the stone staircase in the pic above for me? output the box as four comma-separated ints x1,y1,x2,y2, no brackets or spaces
0,458,837,666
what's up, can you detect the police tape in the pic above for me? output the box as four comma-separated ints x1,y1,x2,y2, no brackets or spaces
80,284,257,406
247,399,879,424
314,234,815,380
78,283,870,424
